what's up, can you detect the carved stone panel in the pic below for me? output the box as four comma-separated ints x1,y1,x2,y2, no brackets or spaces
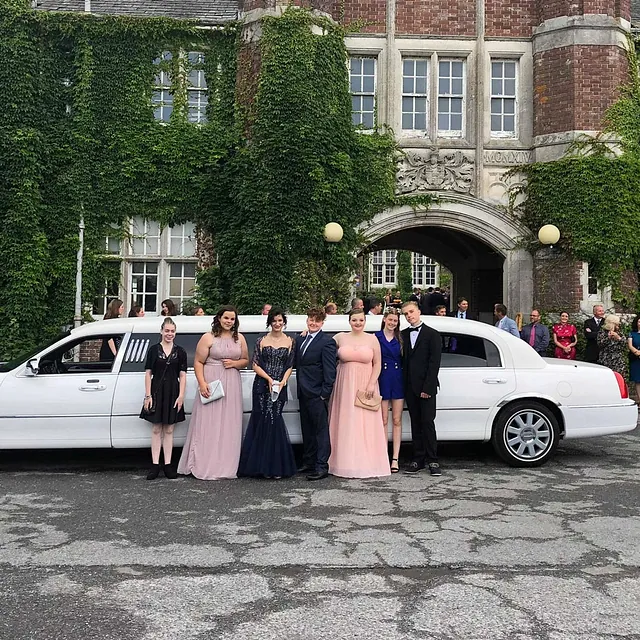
397,148,475,195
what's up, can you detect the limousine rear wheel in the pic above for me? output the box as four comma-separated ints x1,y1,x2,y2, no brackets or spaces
491,401,559,467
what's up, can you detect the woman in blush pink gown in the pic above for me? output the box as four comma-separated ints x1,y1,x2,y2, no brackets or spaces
178,306,249,480
328,309,391,478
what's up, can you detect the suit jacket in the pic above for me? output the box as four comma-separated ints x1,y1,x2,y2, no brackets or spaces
295,331,337,399
401,324,442,397
583,317,604,362
520,322,550,355
448,310,478,321
495,316,520,338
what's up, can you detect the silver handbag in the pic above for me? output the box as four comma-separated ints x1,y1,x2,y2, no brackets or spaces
199,379,225,405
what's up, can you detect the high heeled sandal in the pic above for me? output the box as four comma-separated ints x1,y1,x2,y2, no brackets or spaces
390,458,399,473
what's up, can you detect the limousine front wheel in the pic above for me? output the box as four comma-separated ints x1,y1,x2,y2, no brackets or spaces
492,401,559,467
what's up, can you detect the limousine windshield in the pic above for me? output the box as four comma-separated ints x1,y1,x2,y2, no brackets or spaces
0,332,70,373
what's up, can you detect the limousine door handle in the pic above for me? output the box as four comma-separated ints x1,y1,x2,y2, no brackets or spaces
482,378,507,384
79,384,107,392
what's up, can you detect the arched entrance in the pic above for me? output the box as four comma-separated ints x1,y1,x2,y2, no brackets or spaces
361,194,533,321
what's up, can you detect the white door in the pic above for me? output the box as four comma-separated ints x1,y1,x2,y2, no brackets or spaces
435,333,516,440
0,334,123,448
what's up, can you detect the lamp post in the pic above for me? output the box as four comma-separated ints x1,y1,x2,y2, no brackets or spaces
538,224,560,247
323,222,343,243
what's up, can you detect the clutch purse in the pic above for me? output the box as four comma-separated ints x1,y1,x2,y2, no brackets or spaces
354,389,382,412
200,379,225,405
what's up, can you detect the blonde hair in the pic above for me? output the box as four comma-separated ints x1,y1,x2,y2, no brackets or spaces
602,314,621,331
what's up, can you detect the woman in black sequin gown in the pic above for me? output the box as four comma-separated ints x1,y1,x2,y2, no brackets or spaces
238,309,297,478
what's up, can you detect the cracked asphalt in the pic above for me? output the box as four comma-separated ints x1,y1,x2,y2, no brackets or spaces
1,427,640,640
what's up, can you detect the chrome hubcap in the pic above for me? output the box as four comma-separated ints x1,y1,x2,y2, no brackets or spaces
504,410,552,460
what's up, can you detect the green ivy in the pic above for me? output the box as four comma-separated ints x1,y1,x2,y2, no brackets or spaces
396,250,413,300
204,9,399,313
513,36,640,301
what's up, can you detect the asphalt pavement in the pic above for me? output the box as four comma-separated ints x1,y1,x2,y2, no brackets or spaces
1,428,640,640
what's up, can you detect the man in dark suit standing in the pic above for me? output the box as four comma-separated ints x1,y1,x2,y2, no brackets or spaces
448,297,478,321
419,287,433,315
584,304,605,363
295,307,337,480
401,301,443,475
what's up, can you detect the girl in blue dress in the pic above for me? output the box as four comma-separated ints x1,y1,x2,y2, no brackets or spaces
627,314,640,401
375,308,404,473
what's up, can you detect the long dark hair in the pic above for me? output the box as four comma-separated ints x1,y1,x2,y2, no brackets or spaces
632,314,640,333
161,299,177,316
128,304,143,318
104,298,123,320
212,305,240,342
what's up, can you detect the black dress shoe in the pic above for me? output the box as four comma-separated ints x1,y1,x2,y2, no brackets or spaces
146,464,161,480
297,465,314,474
403,461,425,474
306,471,329,481
163,464,178,479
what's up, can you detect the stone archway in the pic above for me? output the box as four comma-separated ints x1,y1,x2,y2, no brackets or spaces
361,193,533,318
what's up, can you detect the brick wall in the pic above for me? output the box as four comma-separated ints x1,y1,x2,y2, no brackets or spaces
486,0,537,38
537,0,630,21
533,45,627,136
533,251,583,313
335,0,386,33
395,0,475,36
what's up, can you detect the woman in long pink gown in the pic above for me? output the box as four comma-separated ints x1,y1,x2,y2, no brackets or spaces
178,306,249,480
328,309,391,478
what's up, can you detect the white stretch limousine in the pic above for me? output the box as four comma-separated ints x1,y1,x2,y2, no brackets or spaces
0,315,636,467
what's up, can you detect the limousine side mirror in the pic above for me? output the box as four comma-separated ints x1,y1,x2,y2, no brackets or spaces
25,358,39,377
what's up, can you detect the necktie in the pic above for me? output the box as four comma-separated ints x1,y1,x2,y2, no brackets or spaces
301,333,313,355
529,324,536,347
410,324,422,332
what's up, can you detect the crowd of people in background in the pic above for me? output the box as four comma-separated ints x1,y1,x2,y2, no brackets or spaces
100,290,640,481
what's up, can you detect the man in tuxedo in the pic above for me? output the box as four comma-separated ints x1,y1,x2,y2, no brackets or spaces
520,309,550,356
449,297,478,321
401,301,443,475
295,307,337,480
584,304,605,363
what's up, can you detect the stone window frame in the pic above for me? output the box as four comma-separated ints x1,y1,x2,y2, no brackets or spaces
349,55,378,129
401,57,429,132
490,59,518,138
437,58,466,138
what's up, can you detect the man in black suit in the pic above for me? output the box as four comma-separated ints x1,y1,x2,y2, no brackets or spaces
584,304,605,363
401,301,443,475
448,297,478,321
419,287,434,315
295,307,337,480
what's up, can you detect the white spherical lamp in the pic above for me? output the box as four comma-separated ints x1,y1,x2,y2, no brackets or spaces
323,222,343,243
538,224,560,246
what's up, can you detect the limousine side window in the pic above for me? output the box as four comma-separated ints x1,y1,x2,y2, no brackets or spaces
120,332,261,372
38,334,124,375
440,334,502,368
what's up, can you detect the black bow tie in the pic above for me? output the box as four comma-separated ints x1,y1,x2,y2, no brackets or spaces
410,325,422,332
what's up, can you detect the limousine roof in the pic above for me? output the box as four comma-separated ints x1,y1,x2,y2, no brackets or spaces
75,314,546,368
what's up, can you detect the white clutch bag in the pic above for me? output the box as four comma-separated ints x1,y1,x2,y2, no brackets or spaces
200,380,225,405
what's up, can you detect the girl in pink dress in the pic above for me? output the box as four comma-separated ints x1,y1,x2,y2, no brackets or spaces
178,306,249,480
552,312,578,360
328,309,391,478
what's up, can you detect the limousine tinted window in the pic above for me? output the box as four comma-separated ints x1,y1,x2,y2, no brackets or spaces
440,334,502,368
121,332,263,372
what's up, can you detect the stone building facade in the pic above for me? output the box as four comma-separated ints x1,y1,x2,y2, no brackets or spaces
36,0,634,318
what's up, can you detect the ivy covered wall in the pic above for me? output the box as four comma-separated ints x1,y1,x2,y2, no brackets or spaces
514,41,640,308
0,2,400,359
